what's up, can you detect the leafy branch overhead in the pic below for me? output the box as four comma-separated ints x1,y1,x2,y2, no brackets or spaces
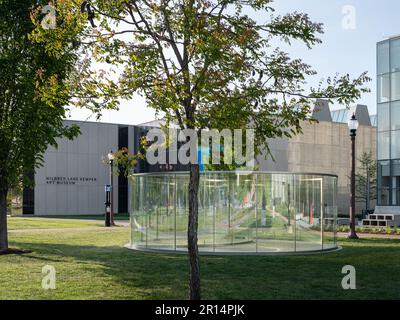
31,0,371,155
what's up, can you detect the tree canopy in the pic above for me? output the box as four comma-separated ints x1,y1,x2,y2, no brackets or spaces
31,0,371,299
0,0,80,252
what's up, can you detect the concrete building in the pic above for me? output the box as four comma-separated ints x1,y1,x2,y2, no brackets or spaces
23,101,377,216
257,100,376,216
23,121,139,215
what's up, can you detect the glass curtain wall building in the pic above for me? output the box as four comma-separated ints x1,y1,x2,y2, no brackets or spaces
377,36,400,206
129,172,338,254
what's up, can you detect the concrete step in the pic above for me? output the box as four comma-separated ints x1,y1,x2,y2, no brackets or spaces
374,206,400,215
368,214,396,221
362,219,396,227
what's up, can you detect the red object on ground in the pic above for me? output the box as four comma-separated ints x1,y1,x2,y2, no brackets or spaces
310,204,313,225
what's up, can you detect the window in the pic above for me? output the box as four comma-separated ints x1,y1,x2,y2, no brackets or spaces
378,160,391,184
391,130,400,159
378,160,391,206
391,38,400,73
370,115,377,127
392,161,400,205
393,188,400,206
378,103,390,132
392,159,400,177
378,131,390,160
337,110,345,122
378,41,390,75
378,74,390,103
391,72,400,101
391,101,400,130
378,188,390,206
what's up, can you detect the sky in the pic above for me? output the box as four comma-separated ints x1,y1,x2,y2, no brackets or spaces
67,0,400,125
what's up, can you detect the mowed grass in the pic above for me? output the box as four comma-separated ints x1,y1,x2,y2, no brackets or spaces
0,218,399,299
7,217,104,230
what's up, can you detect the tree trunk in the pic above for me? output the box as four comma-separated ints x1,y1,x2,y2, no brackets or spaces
0,188,9,253
188,163,201,300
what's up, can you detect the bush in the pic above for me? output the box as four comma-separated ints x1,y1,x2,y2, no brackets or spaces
336,225,400,235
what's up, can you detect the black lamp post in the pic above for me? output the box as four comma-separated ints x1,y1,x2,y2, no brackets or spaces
107,150,115,226
348,113,359,239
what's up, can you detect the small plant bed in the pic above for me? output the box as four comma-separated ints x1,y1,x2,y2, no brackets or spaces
337,225,400,236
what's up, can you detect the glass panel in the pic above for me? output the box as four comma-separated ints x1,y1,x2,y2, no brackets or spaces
378,41,390,75
370,115,377,127
154,175,175,250
230,173,257,252
295,175,324,252
392,163,400,206
391,38,400,73
378,74,390,103
377,160,391,208
378,160,391,190
255,174,276,253
378,131,390,160
322,176,337,250
213,173,231,252
392,159,400,176
378,188,390,206
198,173,215,251
391,101,400,130
391,130,400,159
392,177,399,205
129,172,338,254
146,176,164,249
131,176,145,247
175,174,188,251
391,72,400,101
378,103,390,132
394,189,400,206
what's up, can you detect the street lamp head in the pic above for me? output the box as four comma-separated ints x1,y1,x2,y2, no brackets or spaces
107,150,115,161
348,113,359,135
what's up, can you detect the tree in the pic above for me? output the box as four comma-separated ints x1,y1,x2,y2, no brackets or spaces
355,151,377,213
0,0,80,253
33,0,370,299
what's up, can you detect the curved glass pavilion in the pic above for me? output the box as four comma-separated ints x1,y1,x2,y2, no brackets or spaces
128,172,338,254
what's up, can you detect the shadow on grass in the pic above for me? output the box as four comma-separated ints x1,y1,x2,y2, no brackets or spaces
9,237,400,300
0,248,32,255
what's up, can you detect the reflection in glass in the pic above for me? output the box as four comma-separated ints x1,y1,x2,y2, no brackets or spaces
378,103,390,132
377,160,391,207
378,41,390,75
378,132,390,160
378,160,391,188
129,172,338,254
391,72,400,101
391,130,400,159
378,74,390,103
378,188,390,206
391,38,400,73
391,101,400,130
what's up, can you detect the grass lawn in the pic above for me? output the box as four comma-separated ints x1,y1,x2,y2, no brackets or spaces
39,214,130,221
7,217,104,230
1,218,399,299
